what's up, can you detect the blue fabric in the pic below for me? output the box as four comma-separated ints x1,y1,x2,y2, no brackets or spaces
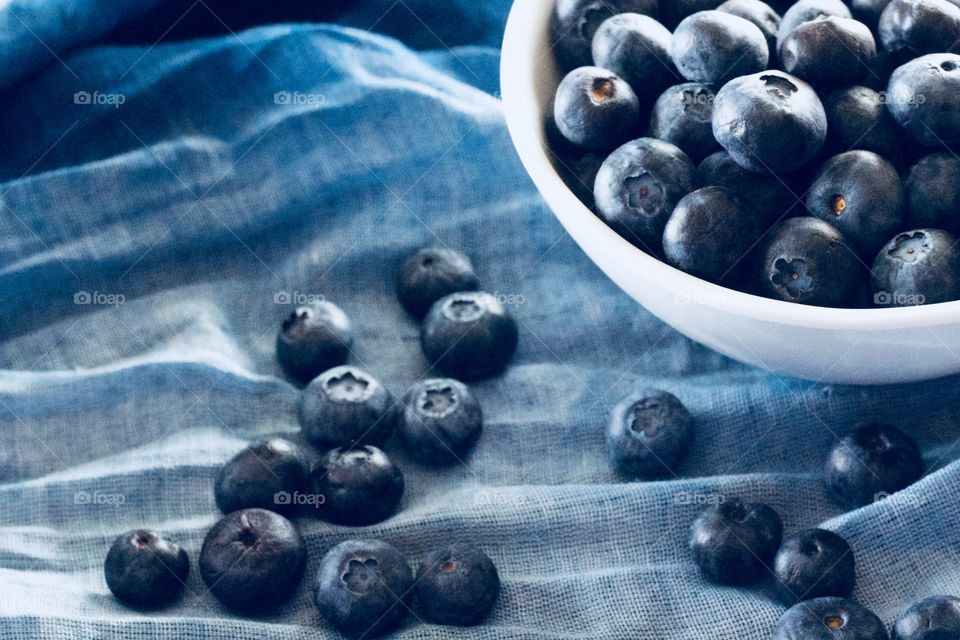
0,2,957,639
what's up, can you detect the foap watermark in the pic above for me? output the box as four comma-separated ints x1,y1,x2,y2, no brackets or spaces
74,91,126,108
674,290,728,306
274,91,326,107
274,290,326,305
274,490,325,508
74,490,126,506
874,491,926,508
874,291,925,306
674,491,726,506
74,291,125,306
876,90,926,108
490,292,527,307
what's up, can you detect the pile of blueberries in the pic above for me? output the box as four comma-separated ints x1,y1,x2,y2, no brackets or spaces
549,0,960,308
605,387,952,639
102,247,518,638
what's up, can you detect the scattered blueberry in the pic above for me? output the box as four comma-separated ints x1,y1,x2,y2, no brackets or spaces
894,595,960,640
648,83,720,162
689,496,783,585
314,539,413,638
887,53,960,148
607,389,694,478
671,11,769,86
774,528,856,604
822,86,902,161
214,438,310,516
400,378,483,465
712,71,827,173
104,530,189,609
397,247,480,319
414,544,500,626
780,16,876,87
771,597,889,640
591,13,679,99
871,229,960,306
905,154,960,232
552,0,659,70
879,0,960,56
420,291,519,380
276,301,352,383
806,150,904,257
663,186,761,283
553,66,642,152
777,0,852,49
310,445,404,526
718,0,781,53
698,150,800,224
299,365,397,448
199,508,306,612
757,217,861,307
594,137,698,249
824,423,924,507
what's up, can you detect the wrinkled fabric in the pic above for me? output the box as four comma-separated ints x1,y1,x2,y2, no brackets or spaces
0,2,957,639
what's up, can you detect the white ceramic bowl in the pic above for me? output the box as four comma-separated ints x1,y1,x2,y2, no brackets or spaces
500,0,960,385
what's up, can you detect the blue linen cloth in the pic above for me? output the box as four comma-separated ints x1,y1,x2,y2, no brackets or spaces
0,1,957,638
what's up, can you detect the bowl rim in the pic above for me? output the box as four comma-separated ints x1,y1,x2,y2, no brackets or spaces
500,0,960,331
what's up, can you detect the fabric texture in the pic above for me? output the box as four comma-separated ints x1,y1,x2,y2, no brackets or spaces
0,2,957,638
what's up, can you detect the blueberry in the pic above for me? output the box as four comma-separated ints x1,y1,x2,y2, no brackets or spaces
663,186,761,283
822,86,902,161
853,0,894,32
558,150,606,209
780,16,876,87
774,528,856,604
553,66,642,152
806,151,904,257
397,247,480,319
757,217,861,307
698,151,800,224
777,0,852,49
905,154,960,232
648,83,720,162
104,530,189,609
299,366,397,447
214,438,310,516
712,72,827,173
420,292,518,380
689,496,782,584
879,0,960,56
310,445,404,526
717,0,782,52
552,0,660,70
594,137,698,249
607,389,694,478
276,301,352,383
414,544,500,626
825,423,923,507
400,378,483,465
771,597,889,640
671,11,769,86
199,508,306,612
894,595,960,640
592,13,679,99
871,229,960,306
887,53,960,148
314,539,413,638
662,0,728,29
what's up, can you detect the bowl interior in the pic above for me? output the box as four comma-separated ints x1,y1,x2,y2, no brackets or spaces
499,0,960,332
